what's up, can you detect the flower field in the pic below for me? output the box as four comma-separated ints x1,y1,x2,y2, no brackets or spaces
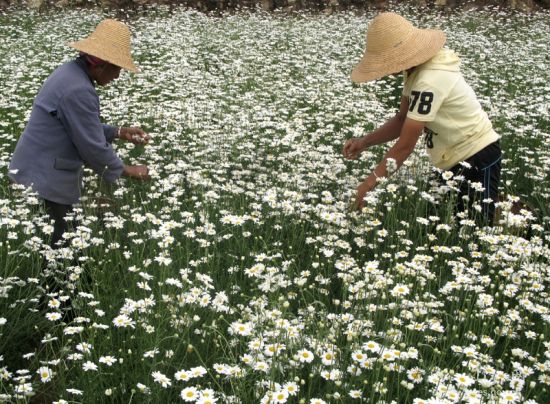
0,4,549,403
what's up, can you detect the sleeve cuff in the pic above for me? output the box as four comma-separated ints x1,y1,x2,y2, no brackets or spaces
103,124,118,143
101,158,125,183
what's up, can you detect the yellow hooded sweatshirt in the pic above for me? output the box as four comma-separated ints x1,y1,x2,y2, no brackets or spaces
403,48,500,170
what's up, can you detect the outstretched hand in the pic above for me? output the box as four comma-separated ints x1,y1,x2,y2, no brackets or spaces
122,164,150,181
350,182,369,211
350,176,380,212
343,137,367,160
118,127,151,145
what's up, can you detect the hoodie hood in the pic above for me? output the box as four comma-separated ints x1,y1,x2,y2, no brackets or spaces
419,48,461,72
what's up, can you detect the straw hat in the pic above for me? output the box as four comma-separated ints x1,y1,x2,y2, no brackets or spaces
69,19,138,73
351,13,446,83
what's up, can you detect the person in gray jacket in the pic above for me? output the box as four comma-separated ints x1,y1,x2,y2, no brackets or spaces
9,19,149,248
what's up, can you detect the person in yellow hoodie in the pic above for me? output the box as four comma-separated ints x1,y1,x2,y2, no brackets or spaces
343,12,501,225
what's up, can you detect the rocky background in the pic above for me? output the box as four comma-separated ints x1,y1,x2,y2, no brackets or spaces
2,0,549,13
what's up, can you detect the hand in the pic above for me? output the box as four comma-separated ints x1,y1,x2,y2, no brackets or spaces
118,127,151,145
351,181,375,211
122,164,150,181
343,137,367,160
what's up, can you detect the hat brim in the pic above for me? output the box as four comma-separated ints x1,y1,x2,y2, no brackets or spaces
69,39,139,73
351,29,446,83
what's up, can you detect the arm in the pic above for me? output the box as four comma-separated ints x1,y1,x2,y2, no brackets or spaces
59,89,149,181
353,117,425,209
343,96,410,159
58,88,124,183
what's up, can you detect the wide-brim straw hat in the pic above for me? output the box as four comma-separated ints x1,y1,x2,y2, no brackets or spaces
68,19,138,73
351,13,446,83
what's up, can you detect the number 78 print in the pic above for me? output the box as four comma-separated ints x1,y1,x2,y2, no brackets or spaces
409,90,434,115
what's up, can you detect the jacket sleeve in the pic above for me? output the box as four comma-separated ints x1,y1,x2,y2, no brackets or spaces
103,124,118,143
57,87,124,183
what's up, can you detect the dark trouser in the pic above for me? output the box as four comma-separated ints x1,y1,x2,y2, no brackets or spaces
42,200,76,317
41,199,76,304
448,141,501,226
44,199,73,249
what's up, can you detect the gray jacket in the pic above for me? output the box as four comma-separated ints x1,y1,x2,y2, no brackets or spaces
9,57,124,205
